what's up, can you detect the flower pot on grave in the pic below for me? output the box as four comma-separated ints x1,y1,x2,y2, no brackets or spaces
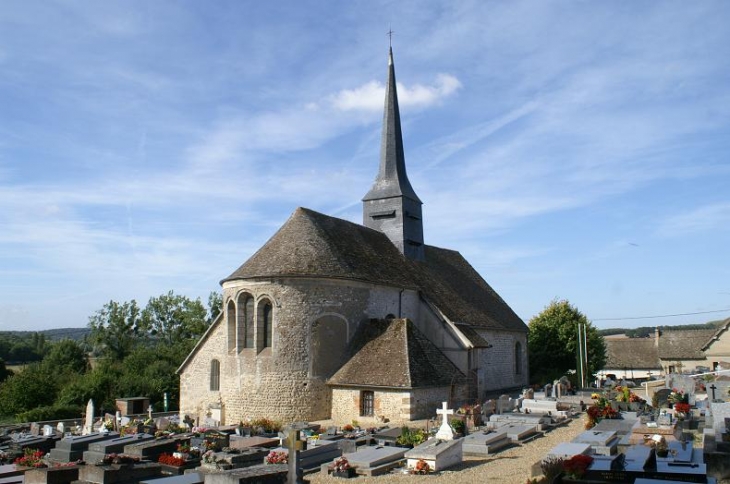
333,468,356,478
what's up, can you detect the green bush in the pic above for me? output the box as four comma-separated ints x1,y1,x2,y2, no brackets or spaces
16,404,83,423
396,426,427,447
450,418,465,435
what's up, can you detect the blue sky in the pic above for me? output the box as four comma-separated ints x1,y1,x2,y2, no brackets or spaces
1,1,729,331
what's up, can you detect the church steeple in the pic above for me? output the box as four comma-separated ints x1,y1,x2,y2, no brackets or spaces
363,47,425,261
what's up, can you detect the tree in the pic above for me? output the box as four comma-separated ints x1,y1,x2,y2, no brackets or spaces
528,299,606,386
208,291,222,323
88,300,143,361
140,291,209,347
0,357,12,383
0,363,58,417
42,340,89,375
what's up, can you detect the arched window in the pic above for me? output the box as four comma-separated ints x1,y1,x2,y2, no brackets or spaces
226,301,236,352
258,300,273,350
237,293,254,350
210,359,220,391
245,297,254,348
515,342,523,375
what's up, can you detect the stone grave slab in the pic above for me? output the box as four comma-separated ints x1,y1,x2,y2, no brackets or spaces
123,438,179,462
78,462,162,484
24,466,79,484
372,428,402,447
498,424,538,443
344,445,406,476
710,402,730,437
228,436,278,450
461,430,510,456
139,473,203,484
489,413,556,431
629,420,683,445
8,435,58,455
404,438,462,472
654,389,672,408
546,442,591,459
83,434,155,464
520,398,558,414
49,432,119,462
203,463,287,484
267,440,340,472
213,448,268,469
573,430,619,456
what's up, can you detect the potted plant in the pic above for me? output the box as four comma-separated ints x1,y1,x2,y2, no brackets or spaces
330,456,355,478
409,458,431,475
562,454,593,480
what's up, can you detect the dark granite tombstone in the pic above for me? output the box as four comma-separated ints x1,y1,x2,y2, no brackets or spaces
654,389,672,408
82,434,155,464
49,433,119,462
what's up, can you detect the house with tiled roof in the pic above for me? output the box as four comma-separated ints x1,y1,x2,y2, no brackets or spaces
177,48,528,425
601,322,730,380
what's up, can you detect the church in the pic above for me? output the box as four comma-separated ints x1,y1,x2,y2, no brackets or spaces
178,48,529,425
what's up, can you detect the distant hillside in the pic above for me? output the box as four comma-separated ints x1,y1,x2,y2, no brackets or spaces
599,319,725,338
0,327,90,342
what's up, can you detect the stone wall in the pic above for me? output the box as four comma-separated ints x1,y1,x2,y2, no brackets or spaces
179,276,525,424
330,386,453,423
476,329,528,396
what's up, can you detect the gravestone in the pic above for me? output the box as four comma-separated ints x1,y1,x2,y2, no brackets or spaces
654,388,672,408
482,399,496,417
461,430,510,456
78,461,162,484
343,446,406,477
546,442,591,459
710,402,730,438
201,464,287,484
82,433,155,464
544,383,553,398
520,398,559,415
434,402,455,440
123,438,179,462
139,473,203,484
268,440,340,473
497,395,512,414
24,466,79,484
229,436,279,450
572,430,619,456
56,423,65,435
83,399,95,435
404,438,462,472
502,424,538,443
7,434,58,455
48,432,119,462
372,428,401,446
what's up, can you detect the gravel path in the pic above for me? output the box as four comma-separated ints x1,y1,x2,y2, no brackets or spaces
309,417,587,483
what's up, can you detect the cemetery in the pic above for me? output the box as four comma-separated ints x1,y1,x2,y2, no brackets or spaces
0,372,729,484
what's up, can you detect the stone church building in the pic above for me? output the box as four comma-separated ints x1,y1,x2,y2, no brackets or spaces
178,48,528,425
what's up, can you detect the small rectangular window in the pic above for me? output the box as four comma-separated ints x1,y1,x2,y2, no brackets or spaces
360,390,374,416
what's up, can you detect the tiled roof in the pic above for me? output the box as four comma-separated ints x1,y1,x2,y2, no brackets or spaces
327,318,466,388
604,338,661,370
702,318,730,351
658,329,716,360
224,207,527,333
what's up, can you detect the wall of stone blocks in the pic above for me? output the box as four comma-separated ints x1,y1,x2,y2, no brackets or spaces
476,329,528,396
179,275,525,424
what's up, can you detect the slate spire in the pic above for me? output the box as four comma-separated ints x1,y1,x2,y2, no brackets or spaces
362,47,425,261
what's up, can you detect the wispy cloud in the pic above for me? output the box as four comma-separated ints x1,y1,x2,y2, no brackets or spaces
658,202,730,237
331,74,462,112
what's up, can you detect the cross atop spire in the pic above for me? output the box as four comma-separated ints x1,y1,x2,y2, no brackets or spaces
387,27,394,48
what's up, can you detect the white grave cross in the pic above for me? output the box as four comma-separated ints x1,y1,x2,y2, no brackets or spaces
435,401,455,441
